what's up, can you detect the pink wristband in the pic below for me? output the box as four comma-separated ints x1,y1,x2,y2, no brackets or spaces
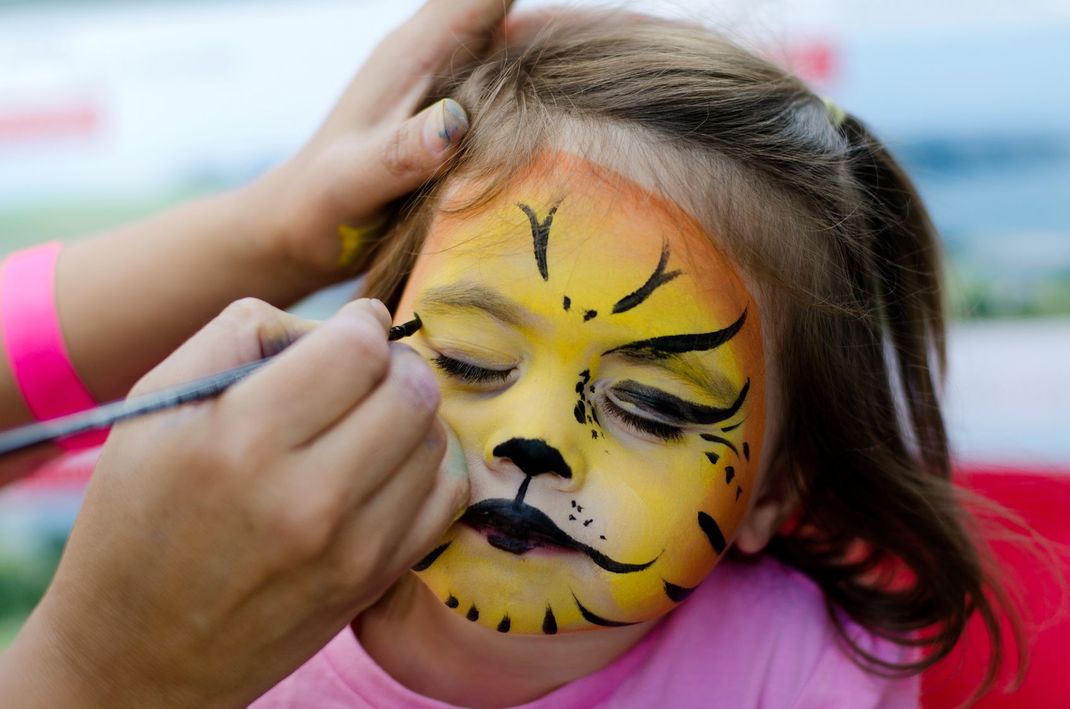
1,242,107,449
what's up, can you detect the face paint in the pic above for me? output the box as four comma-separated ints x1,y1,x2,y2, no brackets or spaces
395,151,766,634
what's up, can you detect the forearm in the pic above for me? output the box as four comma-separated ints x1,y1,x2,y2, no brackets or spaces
0,606,119,709
0,599,197,709
55,178,327,404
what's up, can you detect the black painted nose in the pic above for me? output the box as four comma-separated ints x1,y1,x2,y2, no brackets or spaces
492,438,572,479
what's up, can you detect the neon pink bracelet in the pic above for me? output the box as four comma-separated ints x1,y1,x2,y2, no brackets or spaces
1,242,107,450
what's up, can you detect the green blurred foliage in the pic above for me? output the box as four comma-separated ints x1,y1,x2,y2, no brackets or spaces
0,533,66,648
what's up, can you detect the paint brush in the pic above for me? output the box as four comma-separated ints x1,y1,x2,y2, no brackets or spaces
0,315,422,458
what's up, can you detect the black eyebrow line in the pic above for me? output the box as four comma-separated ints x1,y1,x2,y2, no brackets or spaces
613,379,750,426
518,202,559,282
418,282,530,328
604,309,747,358
612,240,682,314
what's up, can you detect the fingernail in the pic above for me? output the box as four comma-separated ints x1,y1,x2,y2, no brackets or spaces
366,298,391,325
424,98,469,154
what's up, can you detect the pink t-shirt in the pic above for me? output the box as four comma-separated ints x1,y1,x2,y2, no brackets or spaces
252,556,917,708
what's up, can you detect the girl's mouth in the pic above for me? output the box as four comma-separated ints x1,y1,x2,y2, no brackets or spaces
461,501,574,555
459,499,659,574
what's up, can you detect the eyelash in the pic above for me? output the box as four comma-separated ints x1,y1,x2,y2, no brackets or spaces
601,397,685,442
432,354,512,385
432,354,685,442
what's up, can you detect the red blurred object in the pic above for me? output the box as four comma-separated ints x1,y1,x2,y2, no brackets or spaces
922,467,1070,708
0,101,100,144
762,40,840,86
12,445,99,490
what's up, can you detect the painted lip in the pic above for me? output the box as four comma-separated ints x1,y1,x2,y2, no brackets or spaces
459,499,658,574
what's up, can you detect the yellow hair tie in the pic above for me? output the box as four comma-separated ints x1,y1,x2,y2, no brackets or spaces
821,96,847,129
336,215,389,267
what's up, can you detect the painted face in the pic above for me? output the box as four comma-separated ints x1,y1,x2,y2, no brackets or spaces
395,151,765,635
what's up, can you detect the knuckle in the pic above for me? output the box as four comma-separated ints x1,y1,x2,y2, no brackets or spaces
186,432,230,478
222,297,273,324
338,320,391,382
380,127,420,180
333,537,388,591
223,422,275,470
219,298,278,345
266,499,336,561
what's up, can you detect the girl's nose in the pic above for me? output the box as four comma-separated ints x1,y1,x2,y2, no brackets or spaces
491,438,572,480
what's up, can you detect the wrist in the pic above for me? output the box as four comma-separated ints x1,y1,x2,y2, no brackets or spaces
3,593,213,709
223,172,343,307
1,605,126,708
239,155,363,302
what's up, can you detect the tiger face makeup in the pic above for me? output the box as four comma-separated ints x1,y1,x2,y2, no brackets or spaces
395,151,765,635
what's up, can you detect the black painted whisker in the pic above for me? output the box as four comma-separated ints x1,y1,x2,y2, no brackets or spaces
663,580,697,603
612,240,682,314
412,542,451,571
572,592,636,627
698,511,727,555
700,432,739,458
543,606,558,635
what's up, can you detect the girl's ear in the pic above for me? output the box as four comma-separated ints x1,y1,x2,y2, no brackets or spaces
734,453,798,555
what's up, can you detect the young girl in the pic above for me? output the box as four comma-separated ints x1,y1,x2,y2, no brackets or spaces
254,11,1015,708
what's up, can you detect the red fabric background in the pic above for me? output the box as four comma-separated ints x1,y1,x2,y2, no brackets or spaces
921,468,1070,708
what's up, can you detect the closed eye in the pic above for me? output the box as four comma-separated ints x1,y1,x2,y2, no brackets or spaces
433,353,513,385
600,395,685,442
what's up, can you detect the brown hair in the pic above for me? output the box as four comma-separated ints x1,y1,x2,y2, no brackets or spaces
357,13,1023,698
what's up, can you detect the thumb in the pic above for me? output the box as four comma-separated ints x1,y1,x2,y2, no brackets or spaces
129,299,315,396
372,98,469,198
383,98,470,191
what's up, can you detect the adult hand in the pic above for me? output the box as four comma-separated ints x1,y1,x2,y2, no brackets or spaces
0,298,467,708
252,0,516,278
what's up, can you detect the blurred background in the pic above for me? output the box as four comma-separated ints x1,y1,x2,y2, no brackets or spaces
0,0,1067,646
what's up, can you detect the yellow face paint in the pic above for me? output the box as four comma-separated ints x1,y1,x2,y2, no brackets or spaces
396,151,765,635
336,215,389,268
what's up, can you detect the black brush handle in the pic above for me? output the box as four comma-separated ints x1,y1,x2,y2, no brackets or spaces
0,314,422,458
0,357,271,456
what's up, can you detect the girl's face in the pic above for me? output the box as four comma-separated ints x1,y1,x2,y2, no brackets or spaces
395,151,766,635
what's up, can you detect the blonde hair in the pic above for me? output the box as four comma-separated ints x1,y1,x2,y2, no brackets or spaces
359,13,1023,698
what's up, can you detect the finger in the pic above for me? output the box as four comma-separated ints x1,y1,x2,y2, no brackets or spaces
302,344,441,503
325,99,468,216
225,298,393,447
330,419,466,589
130,298,313,396
385,423,470,570
346,419,446,546
344,0,515,123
